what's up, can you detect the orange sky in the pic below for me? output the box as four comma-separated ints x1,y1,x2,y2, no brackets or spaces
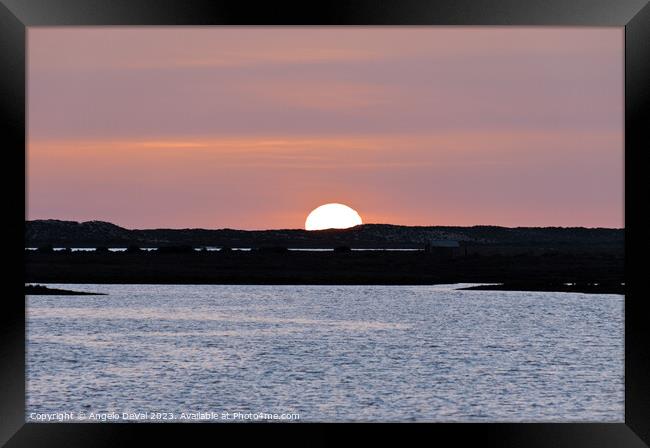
27,27,623,229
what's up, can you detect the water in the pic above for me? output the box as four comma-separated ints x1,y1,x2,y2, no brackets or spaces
26,284,624,422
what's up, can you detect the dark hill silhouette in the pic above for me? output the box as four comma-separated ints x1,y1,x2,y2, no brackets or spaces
25,219,623,250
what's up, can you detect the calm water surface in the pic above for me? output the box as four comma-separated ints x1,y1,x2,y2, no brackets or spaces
26,284,624,422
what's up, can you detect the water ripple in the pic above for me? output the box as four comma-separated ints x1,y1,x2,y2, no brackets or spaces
26,284,624,422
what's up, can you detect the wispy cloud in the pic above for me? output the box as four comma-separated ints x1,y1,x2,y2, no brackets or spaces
27,27,623,229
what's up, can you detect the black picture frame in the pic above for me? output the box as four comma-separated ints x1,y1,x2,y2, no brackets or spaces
1,0,648,446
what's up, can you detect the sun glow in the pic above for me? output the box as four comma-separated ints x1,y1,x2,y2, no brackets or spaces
305,203,363,231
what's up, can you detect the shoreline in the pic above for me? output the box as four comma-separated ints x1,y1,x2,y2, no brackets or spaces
25,285,106,296
26,282,623,295
26,251,623,295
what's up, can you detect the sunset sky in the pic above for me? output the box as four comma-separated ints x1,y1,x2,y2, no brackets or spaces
27,27,623,229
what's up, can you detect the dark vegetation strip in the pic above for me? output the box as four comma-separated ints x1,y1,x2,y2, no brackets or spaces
25,251,623,294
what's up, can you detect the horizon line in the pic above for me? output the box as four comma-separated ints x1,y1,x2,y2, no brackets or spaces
25,218,625,232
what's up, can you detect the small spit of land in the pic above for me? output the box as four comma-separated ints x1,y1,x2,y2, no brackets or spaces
25,284,106,295
459,283,622,294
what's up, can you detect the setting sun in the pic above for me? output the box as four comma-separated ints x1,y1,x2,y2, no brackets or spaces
305,203,363,231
